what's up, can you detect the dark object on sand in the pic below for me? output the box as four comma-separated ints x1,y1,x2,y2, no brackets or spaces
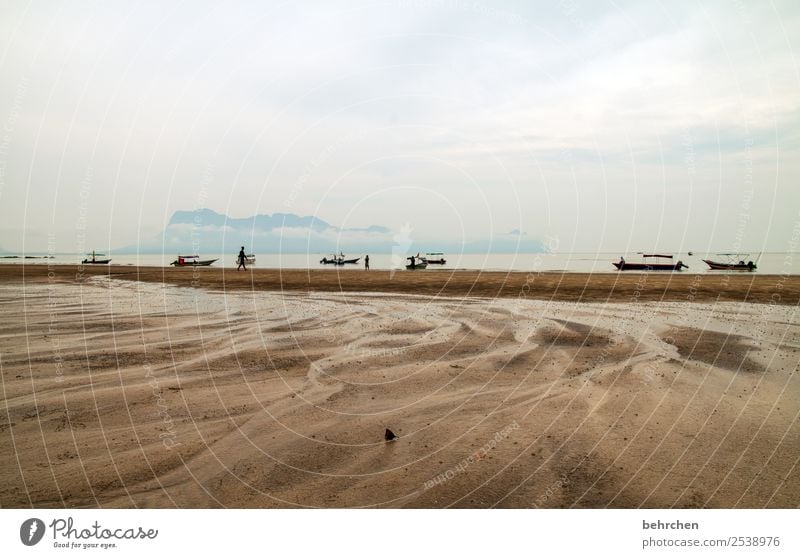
385,428,398,441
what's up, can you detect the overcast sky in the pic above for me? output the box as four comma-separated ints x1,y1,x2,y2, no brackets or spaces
1,0,798,253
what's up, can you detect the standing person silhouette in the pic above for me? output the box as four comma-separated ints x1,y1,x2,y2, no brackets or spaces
237,246,247,271
365,255,370,270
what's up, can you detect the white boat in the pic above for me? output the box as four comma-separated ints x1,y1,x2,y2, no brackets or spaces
702,253,759,271
420,252,446,265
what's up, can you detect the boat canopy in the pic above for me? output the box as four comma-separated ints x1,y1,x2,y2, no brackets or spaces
715,253,761,262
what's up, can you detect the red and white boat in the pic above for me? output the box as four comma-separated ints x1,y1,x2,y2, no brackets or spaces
170,255,218,267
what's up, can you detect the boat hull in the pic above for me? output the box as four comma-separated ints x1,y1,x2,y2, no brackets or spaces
613,262,686,271
702,259,756,271
406,263,428,270
422,258,446,265
81,259,112,264
171,259,218,267
320,257,360,265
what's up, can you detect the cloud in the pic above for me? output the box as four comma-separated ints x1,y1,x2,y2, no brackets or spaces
2,0,799,252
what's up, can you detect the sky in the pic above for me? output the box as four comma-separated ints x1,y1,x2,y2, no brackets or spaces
1,0,799,254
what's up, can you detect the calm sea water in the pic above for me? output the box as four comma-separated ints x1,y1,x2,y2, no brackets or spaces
4,252,799,274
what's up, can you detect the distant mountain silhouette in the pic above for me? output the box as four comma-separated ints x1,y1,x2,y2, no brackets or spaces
167,208,340,232
116,208,546,254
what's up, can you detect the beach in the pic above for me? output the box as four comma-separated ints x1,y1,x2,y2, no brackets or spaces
1,266,798,508
3,264,800,304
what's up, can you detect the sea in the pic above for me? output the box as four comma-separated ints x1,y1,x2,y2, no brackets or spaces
3,252,799,275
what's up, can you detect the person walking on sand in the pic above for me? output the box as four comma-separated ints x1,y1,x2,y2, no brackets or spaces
365,255,370,270
237,246,247,271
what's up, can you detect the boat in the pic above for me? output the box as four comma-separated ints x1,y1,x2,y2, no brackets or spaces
235,254,256,265
612,254,688,271
82,251,112,264
405,255,427,270
702,253,758,271
320,253,360,265
420,252,446,265
170,255,218,267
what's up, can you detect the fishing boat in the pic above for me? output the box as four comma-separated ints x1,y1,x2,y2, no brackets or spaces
406,261,428,270
320,253,360,265
612,254,688,271
420,252,446,265
170,255,218,267
406,256,427,270
702,253,758,271
82,251,112,264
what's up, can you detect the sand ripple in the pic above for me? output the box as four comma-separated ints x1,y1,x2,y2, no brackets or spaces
1,280,798,508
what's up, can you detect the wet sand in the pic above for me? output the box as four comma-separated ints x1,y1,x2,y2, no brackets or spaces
0,271,798,508
2,264,800,304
